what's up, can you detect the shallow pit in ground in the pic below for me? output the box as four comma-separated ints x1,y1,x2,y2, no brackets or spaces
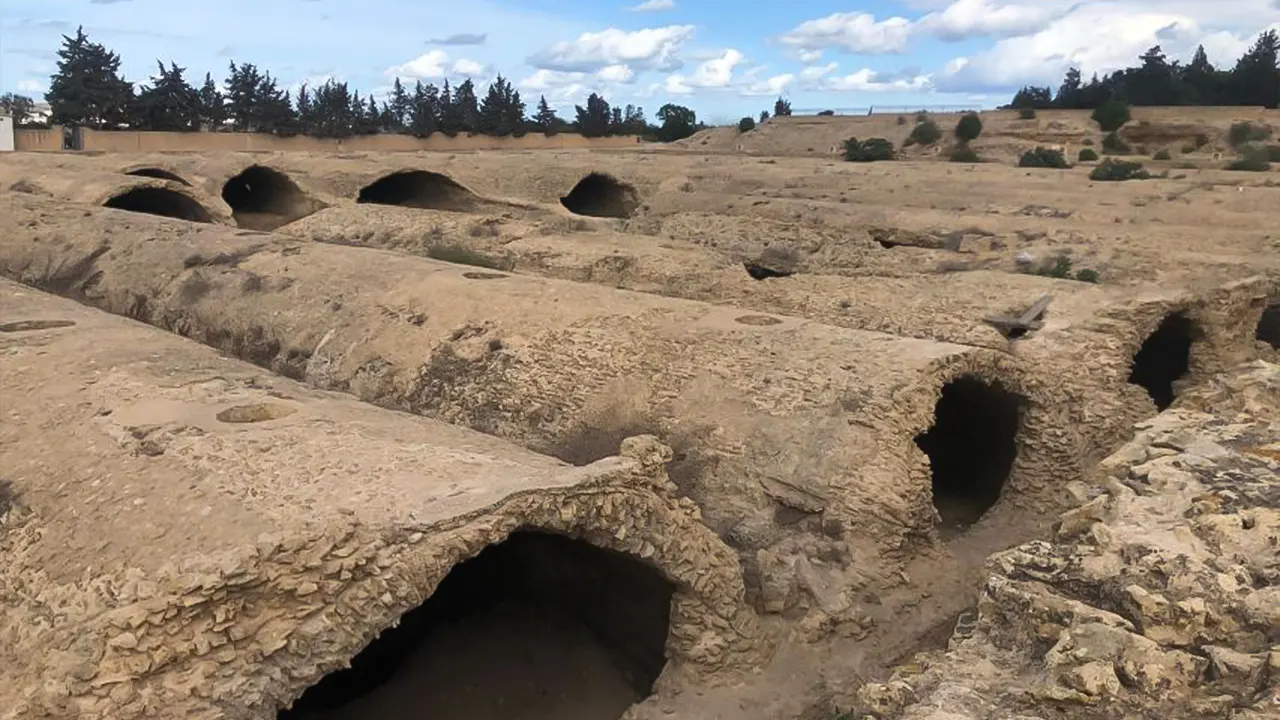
560,173,640,218
1258,303,1280,349
356,170,481,212
221,165,320,230
102,186,214,223
1128,311,1195,411
278,530,674,720
914,376,1024,535
123,167,191,186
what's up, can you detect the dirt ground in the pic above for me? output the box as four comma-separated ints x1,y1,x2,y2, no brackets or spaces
0,108,1277,720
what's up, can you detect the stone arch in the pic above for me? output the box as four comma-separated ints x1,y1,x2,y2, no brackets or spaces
560,172,640,218
122,166,191,186
220,164,321,230
102,185,214,223
355,170,481,212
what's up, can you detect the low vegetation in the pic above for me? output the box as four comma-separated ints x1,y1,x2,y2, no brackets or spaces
1023,254,1100,283
1225,146,1273,172
1152,148,1172,160
1089,158,1152,181
1102,131,1132,155
843,137,895,162
1228,121,1272,147
954,113,983,143
949,146,982,163
1018,108,1037,120
1018,147,1070,169
738,116,755,132
1078,148,1100,162
904,119,942,147
1091,100,1132,132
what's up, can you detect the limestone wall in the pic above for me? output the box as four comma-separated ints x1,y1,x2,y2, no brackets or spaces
0,278,762,719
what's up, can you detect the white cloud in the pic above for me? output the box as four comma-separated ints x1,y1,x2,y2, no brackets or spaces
385,49,449,79
823,68,933,92
917,0,1069,40
662,48,747,94
740,73,794,96
778,12,913,55
800,62,839,82
528,25,695,72
934,1,1280,92
451,58,487,76
597,64,636,83
629,0,675,11
16,79,43,93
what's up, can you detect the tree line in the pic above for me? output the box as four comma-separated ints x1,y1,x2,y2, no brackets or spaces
1007,31,1280,110
8,26,704,142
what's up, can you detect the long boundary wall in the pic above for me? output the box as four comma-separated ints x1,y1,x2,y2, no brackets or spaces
13,126,641,153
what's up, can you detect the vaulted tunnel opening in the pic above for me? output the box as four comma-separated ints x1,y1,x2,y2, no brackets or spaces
220,165,318,231
102,187,214,223
278,530,675,720
123,167,191,186
1258,303,1280,349
914,376,1024,534
1128,312,1195,411
356,170,481,212
560,172,640,218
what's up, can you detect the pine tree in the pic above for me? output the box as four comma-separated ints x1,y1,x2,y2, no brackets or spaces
438,79,461,135
574,93,611,137
224,61,263,131
131,61,201,131
197,72,225,130
408,81,439,137
453,78,480,133
478,75,526,136
295,84,313,134
533,95,558,135
388,77,411,131
1226,30,1280,108
46,26,135,128
1182,46,1219,105
773,96,792,117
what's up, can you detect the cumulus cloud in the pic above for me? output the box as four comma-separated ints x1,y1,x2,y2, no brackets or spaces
528,25,695,73
662,48,747,95
917,0,1070,40
385,50,449,79
823,68,932,92
597,64,636,83
451,58,487,76
630,0,675,11
800,62,839,82
740,73,794,96
778,12,913,55
933,2,1280,93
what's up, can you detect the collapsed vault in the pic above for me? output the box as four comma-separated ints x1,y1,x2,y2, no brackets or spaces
221,164,321,230
0,278,761,719
102,185,215,223
560,172,641,218
355,170,481,212
122,167,192,186
1128,311,1196,411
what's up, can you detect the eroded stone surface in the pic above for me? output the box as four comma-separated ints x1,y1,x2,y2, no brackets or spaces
844,360,1280,719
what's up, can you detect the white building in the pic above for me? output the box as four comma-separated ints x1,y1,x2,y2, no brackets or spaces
0,114,14,152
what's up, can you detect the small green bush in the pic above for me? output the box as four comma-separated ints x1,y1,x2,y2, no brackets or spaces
906,119,942,146
1153,148,1172,160
1091,100,1131,132
1082,138,1094,146
738,116,756,132
1018,108,1037,120
1019,146,1070,169
1225,146,1272,172
1078,147,1100,162
843,137,895,162
1075,268,1100,284
1180,144,1197,154
1228,121,1272,147
1089,158,1151,181
955,113,983,142
949,146,981,163
1102,130,1131,155
916,111,929,123
1264,144,1280,162
896,115,908,125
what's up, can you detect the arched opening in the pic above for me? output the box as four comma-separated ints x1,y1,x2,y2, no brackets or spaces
279,530,674,720
220,165,318,231
914,376,1024,534
1127,312,1195,411
102,187,214,223
123,167,191,186
356,170,480,211
1257,303,1280,349
560,172,640,218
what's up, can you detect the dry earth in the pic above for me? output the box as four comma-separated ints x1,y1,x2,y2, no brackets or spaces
0,108,1278,720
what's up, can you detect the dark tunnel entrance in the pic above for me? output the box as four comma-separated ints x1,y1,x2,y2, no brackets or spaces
102,187,214,223
560,172,640,218
220,165,318,231
356,170,481,212
1257,303,1280,349
123,167,191,186
1127,312,1195,411
914,376,1024,534
278,530,675,720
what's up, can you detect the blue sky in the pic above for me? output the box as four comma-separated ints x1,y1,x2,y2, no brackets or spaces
3,0,1279,124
